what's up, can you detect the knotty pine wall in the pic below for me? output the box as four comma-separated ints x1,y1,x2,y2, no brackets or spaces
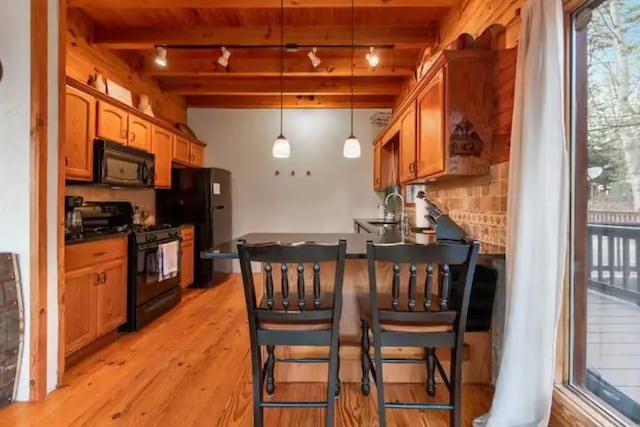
65,9,187,124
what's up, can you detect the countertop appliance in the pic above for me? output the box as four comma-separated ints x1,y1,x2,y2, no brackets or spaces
65,195,84,240
156,167,232,287
94,139,155,188
75,201,182,331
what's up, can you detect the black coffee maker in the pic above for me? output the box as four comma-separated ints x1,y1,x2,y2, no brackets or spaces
65,196,84,240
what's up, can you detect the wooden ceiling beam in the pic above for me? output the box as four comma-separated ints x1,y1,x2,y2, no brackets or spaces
139,51,418,77
185,94,396,109
161,76,403,96
92,25,437,50
68,0,457,8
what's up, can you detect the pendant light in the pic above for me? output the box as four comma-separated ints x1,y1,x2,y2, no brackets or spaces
343,0,361,159
272,0,290,158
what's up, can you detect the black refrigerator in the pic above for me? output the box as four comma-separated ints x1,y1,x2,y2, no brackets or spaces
156,167,232,287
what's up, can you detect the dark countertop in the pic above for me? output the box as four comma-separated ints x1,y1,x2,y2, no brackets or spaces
201,228,438,260
65,231,130,245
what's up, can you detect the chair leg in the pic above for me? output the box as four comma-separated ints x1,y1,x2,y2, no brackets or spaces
265,345,276,396
449,347,463,427
372,332,386,427
426,347,436,397
251,344,264,427
360,320,371,395
325,334,340,427
335,350,341,397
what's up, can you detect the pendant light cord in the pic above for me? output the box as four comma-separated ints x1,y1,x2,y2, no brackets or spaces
280,0,284,136
350,0,355,136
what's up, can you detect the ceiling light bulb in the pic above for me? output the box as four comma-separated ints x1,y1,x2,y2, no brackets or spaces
366,47,379,68
307,47,321,69
217,46,231,68
154,46,168,67
273,134,291,158
343,135,361,158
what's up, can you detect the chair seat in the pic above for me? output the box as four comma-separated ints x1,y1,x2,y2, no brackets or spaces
357,293,453,333
258,292,335,331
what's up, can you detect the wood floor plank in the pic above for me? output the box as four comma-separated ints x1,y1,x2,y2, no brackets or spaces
0,275,586,426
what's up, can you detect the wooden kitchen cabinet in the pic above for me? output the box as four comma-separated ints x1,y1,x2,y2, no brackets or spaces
95,257,127,337
64,236,128,357
190,143,204,167
96,101,128,145
399,104,417,183
373,143,383,191
64,265,97,355
127,115,152,152
65,85,95,181
180,225,195,288
152,126,173,189
417,69,445,178
173,136,191,165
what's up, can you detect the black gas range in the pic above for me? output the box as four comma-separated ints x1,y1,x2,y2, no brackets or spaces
72,202,182,331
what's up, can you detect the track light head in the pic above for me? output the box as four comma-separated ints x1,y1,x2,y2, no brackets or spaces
307,47,321,69
366,47,379,68
217,46,231,68
154,46,168,67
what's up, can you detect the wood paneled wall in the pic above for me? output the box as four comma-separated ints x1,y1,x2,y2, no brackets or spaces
65,9,187,124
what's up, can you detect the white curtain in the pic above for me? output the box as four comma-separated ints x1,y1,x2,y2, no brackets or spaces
474,0,569,426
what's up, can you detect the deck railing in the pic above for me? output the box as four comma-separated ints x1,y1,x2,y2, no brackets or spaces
588,224,640,304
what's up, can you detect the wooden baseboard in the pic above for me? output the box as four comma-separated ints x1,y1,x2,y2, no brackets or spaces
63,330,121,372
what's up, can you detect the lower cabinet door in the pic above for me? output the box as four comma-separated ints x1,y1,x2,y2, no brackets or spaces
65,265,98,355
95,257,128,337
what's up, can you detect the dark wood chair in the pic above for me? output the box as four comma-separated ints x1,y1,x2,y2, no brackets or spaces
237,239,347,427
359,240,480,427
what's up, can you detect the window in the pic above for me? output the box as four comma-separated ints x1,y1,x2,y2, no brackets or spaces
570,0,640,422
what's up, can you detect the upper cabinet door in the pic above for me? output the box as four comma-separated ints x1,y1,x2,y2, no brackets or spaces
127,115,152,152
373,143,382,191
96,101,128,145
399,104,417,183
417,69,446,178
173,136,191,165
152,126,173,189
190,143,204,167
65,86,95,181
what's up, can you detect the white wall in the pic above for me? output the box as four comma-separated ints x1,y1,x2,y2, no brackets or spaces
0,0,59,399
0,0,33,401
188,108,386,237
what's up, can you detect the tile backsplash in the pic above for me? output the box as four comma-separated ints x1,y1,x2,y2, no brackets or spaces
65,185,156,223
423,162,509,253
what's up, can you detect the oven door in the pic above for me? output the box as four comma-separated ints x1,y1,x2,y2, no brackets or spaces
136,238,181,306
95,140,155,187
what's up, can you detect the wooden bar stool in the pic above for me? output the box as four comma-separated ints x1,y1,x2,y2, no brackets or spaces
359,240,480,427
237,239,347,427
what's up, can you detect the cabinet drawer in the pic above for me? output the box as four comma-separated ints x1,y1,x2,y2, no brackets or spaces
181,225,195,242
66,236,127,271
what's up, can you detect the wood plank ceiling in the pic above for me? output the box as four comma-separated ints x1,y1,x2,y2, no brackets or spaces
67,1,454,108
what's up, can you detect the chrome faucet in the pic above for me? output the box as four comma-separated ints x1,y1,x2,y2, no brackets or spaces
384,190,409,236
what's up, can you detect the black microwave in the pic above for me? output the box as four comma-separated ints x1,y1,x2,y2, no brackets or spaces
94,139,155,188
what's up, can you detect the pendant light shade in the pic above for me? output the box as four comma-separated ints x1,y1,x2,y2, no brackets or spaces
272,0,290,158
343,135,361,158
273,134,291,158
343,0,361,159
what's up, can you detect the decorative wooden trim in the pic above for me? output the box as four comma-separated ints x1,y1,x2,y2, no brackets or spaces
29,0,48,401
57,0,67,385
67,0,458,7
66,77,206,146
553,385,628,426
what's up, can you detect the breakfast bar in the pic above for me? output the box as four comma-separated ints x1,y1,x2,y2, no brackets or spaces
202,228,500,385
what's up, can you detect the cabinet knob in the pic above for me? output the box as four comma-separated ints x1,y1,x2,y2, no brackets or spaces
94,273,101,285
130,132,136,142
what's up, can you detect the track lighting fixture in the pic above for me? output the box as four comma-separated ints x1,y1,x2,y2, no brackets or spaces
366,47,379,68
154,46,168,67
217,47,231,68
307,47,321,69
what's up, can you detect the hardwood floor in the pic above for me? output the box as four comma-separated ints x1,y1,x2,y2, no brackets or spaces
0,275,579,426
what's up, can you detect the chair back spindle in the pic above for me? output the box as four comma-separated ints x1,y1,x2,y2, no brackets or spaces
313,263,321,309
281,263,289,310
297,263,305,310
